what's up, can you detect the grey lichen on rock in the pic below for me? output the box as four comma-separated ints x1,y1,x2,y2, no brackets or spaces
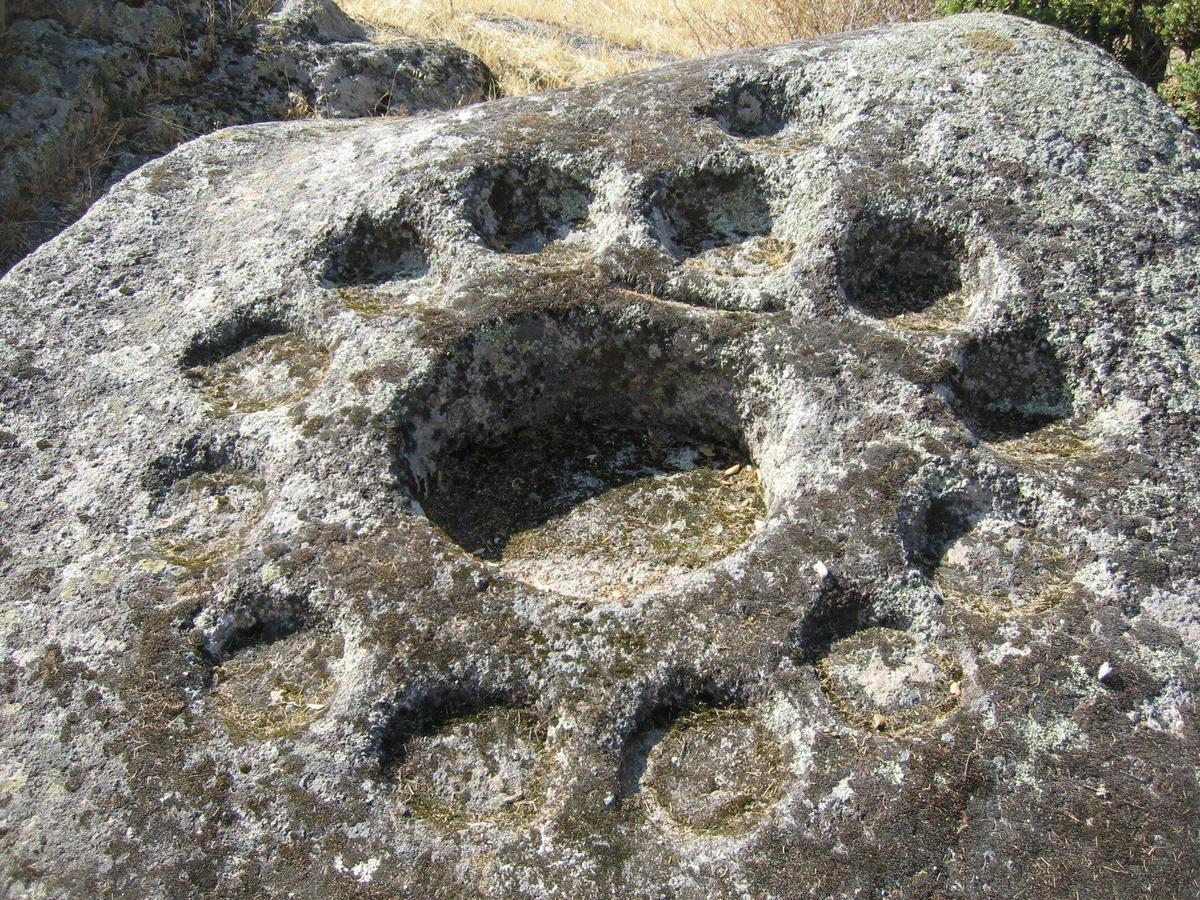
2,12,1200,898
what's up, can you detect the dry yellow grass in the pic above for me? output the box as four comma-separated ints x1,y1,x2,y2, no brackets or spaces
340,0,933,95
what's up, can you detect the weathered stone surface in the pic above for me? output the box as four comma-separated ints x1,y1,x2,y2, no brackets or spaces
1,12,1199,897
196,0,497,123
0,0,495,274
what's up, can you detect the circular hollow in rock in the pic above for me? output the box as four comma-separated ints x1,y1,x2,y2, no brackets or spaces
467,161,593,254
920,494,1076,615
839,211,964,320
946,325,1074,440
185,331,329,414
324,212,429,287
683,235,796,279
148,468,265,570
654,166,775,262
396,310,767,600
211,629,342,742
620,704,787,835
817,626,960,733
696,78,791,138
387,703,548,827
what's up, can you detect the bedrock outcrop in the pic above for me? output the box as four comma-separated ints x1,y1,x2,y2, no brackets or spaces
0,0,495,275
1,13,1199,898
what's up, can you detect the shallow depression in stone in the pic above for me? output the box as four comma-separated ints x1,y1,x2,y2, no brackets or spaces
817,627,960,732
418,426,764,599
148,469,265,569
930,509,1076,615
620,704,787,835
387,704,549,827
210,629,341,742
395,308,771,601
185,331,329,414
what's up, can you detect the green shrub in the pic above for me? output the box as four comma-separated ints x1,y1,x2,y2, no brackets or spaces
936,0,1200,85
1159,58,1200,124
1155,0,1200,55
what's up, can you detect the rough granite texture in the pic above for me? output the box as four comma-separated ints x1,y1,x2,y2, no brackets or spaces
0,0,495,274
1,13,1199,898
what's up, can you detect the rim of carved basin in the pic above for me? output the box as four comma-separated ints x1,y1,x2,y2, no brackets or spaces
817,626,962,734
619,702,789,836
393,307,770,601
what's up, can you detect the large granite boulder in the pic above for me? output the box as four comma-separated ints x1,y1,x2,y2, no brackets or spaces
0,0,495,275
1,12,1199,897
194,0,497,124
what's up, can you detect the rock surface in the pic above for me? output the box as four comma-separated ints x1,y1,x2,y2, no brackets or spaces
0,0,496,274
2,12,1200,897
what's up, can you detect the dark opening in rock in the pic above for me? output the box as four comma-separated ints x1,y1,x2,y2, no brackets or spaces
696,78,790,138
653,166,773,259
794,581,956,732
468,161,593,253
146,433,243,502
839,211,964,318
791,579,883,664
182,313,287,370
324,212,430,285
945,324,1074,440
394,309,766,599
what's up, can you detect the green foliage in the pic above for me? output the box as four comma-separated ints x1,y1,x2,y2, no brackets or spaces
1159,58,1200,124
936,0,1200,84
1155,0,1200,55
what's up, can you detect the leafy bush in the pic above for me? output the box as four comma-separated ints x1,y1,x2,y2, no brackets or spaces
1160,58,1200,124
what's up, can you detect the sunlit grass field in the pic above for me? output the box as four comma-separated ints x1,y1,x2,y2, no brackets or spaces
340,0,933,94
